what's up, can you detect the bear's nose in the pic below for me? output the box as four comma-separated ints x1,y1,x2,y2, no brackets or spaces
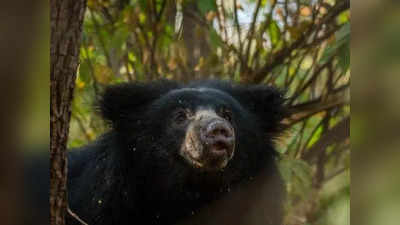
201,120,235,155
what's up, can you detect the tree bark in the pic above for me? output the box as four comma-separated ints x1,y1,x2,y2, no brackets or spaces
50,1,87,225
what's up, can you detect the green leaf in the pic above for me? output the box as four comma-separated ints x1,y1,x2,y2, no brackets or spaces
320,22,350,68
307,125,323,148
338,11,350,25
261,0,268,7
336,23,350,41
139,12,146,24
209,28,223,48
159,25,174,49
78,61,91,83
197,0,217,15
338,42,350,72
268,20,281,46
128,52,137,62
68,138,86,148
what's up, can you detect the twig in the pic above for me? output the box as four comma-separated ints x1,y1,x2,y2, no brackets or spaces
89,10,113,70
68,208,89,225
289,60,332,104
297,117,324,159
294,119,308,158
250,0,350,83
244,0,262,65
285,48,313,88
323,166,349,183
312,112,331,189
233,0,242,53
156,0,167,21
303,117,350,162
289,49,320,101
251,1,277,70
72,113,92,142
289,83,349,115
216,0,228,42
82,35,99,96
123,55,134,81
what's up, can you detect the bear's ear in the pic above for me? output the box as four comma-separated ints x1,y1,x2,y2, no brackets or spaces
225,84,288,134
98,80,180,125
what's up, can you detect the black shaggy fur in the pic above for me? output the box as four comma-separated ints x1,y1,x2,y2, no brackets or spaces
66,80,287,225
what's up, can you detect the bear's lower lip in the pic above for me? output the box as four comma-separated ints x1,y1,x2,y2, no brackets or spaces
209,148,227,157
184,149,229,171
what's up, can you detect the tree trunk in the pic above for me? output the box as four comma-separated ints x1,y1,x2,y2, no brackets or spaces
50,1,87,225
181,1,211,80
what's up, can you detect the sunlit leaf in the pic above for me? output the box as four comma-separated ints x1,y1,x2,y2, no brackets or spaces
139,12,146,24
307,125,323,149
338,11,350,25
261,0,268,7
268,19,281,46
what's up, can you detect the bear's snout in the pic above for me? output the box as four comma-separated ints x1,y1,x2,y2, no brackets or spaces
180,110,235,171
200,119,235,158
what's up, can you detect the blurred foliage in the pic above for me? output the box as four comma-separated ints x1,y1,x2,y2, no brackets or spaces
68,0,350,224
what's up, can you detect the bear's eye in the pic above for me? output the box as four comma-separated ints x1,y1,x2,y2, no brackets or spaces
174,109,188,124
220,108,233,122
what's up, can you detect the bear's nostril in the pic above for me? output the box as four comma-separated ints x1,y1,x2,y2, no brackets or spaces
206,121,233,139
211,128,226,137
202,120,235,155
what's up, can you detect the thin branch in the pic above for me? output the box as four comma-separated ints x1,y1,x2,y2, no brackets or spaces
89,10,113,70
289,49,320,99
123,55,134,81
289,83,349,115
156,0,167,22
233,0,242,53
313,111,331,189
216,0,228,42
285,85,349,126
285,48,313,88
100,6,114,24
82,36,99,96
303,117,350,162
251,1,277,70
323,166,349,183
250,0,350,83
244,0,262,65
297,117,324,159
294,119,308,158
289,60,332,104
68,208,89,225
72,113,92,142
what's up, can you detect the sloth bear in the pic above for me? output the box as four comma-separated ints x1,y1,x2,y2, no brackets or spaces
66,80,287,225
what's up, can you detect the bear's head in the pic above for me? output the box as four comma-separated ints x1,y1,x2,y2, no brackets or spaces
99,80,286,200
